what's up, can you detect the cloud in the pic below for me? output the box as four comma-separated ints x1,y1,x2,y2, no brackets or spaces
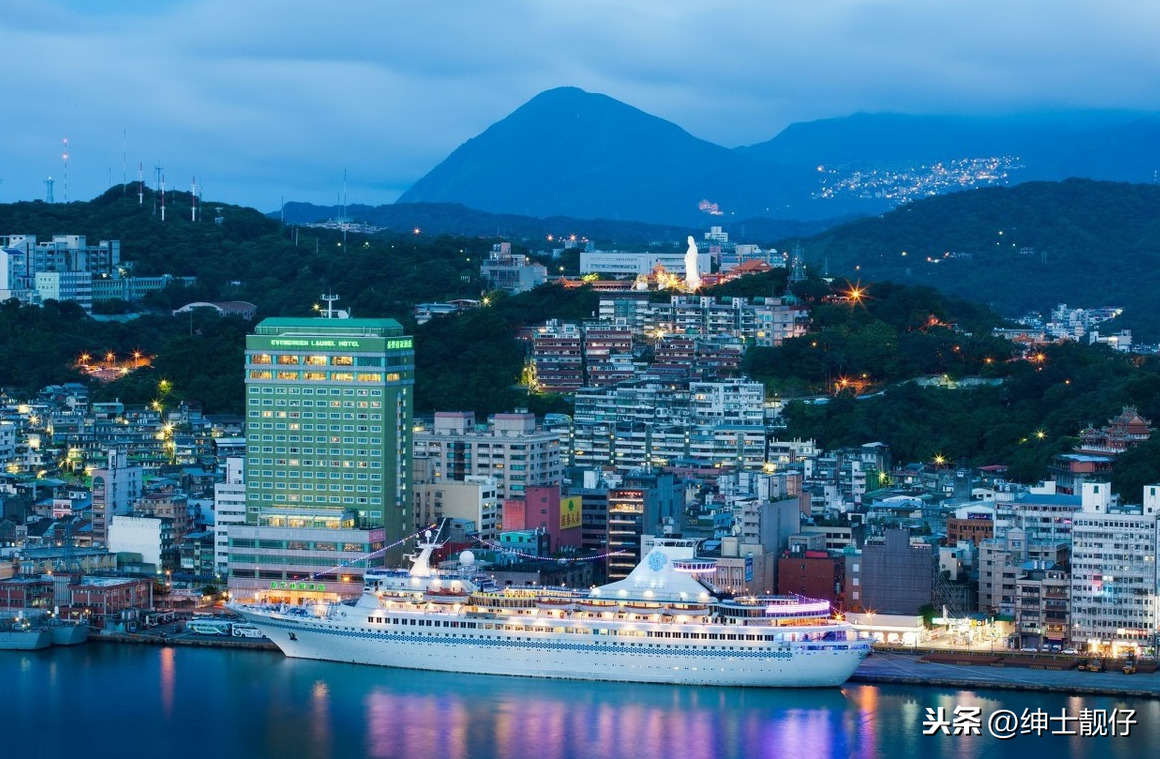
2,0,1158,210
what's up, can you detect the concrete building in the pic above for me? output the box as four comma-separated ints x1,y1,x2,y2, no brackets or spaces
34,271,93,312
848,528,933,615
232,315,414,601
1014,563,1071,649
580,249,711,278
137,486,191,542
413,411,562,500
213,457,246,576
778,533,844,605
605,471,681,581
946,503,995,546
480,242,547,293
1071,482,1160,655
414,476,500,541
530,321,584,393
502,485,582,553
107,515,173,569
977,528,1068,616
69,577,153,629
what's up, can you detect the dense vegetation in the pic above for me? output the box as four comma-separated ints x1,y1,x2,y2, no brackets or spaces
4,187,1160,497
744,278,1015,397
788,179,1160,340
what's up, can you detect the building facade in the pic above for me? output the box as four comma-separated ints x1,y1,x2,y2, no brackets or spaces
232,316,414,601
1070,483,1160,655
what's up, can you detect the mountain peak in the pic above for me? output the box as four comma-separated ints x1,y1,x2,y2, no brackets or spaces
397,87,815,224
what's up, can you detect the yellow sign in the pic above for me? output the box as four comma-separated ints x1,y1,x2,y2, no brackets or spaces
560,495,582,529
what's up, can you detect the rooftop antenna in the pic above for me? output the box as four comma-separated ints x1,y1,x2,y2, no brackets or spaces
45,177,55,203
320,293,340,319
61,138,69,203
153,162,163,215
137,163,144,205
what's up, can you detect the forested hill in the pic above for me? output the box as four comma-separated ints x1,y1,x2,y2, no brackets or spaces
792,179,1160,340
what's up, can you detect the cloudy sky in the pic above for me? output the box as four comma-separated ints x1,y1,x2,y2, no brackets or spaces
3,0,1158,212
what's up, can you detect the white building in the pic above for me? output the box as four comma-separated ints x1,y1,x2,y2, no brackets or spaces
34,271,93,313
1070,482,1160,654
0,421,15,466
107,515,169,567
213,458,247,576
580,249,711,278
90,448,144,547
413,476,500,540
689,380,765,426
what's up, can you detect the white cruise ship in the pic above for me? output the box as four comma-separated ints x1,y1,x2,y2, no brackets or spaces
231,536,870,687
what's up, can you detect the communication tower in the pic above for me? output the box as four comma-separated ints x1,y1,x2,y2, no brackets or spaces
787,245,807,288
62,138,69,203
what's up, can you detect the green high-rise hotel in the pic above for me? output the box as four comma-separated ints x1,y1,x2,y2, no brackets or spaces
229,316,413,601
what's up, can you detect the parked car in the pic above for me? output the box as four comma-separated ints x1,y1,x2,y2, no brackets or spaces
1062,648,1078,655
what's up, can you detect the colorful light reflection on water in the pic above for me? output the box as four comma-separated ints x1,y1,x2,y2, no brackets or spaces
1,646,1157,759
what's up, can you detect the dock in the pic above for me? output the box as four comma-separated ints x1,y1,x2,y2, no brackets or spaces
853,650,1160,698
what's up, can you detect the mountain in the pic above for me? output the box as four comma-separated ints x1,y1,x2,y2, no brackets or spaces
277,201,846,246
396,87,847,226
390,88,1160,228
738,111,1160,183
793,178,1160,340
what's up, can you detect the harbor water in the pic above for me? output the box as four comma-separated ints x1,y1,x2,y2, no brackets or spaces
2,644,1156,759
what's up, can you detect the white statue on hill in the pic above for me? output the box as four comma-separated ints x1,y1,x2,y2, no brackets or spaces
684,236,701,291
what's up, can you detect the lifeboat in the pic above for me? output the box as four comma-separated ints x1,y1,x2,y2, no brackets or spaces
424,589,470,604
575,600,621,614
535,598,577,612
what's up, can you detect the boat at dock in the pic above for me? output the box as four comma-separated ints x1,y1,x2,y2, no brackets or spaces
49,620,90,646
0,617,53,650
232,535,870,687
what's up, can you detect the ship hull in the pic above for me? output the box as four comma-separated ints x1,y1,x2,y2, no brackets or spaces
0,629,52,650
51,623,90,646
234,608,868,688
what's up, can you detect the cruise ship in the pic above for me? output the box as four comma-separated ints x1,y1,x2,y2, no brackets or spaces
231,536,870,687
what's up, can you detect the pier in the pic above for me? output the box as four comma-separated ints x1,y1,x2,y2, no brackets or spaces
853,650,1160,698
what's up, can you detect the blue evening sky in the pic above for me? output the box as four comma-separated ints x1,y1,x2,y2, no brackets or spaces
2,0,1157,212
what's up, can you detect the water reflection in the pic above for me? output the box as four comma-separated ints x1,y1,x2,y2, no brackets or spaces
361,674,854,759
3,647,1159,759
312,680,332,755
159,646,175,719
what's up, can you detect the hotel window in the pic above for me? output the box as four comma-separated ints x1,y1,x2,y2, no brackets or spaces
333,356,354,366
251,354,272,365
278,355,299,365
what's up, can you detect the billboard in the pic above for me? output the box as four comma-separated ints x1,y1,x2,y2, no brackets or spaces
560,495,583,529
